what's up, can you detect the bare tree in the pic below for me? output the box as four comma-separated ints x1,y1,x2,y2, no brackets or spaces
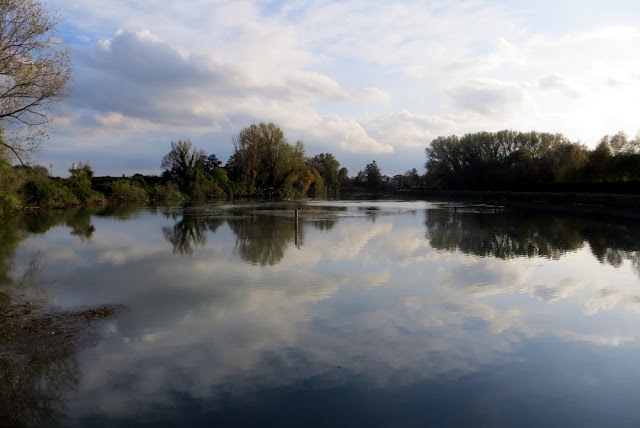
0,0,72,163
161,139,206,196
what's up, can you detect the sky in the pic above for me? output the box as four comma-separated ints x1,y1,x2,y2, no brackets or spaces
37,0,640,177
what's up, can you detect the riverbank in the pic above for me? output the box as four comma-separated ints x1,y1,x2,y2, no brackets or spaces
0,290,127,426
0,291,126,356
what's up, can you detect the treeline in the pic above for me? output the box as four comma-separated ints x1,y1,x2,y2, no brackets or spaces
0,151,187,215
424,130,640,191
0,122,359,212
163,123,349,199
4,124,640,214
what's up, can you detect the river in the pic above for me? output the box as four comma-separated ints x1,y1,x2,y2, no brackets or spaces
2,200,640,426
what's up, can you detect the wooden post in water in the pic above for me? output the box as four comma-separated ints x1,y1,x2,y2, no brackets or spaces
295,209,299,246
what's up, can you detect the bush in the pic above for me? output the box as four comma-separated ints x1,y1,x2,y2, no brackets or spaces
20,170,79,207
148,182,186,203
66,163,105,205
0,157,23,214
106,180,148,202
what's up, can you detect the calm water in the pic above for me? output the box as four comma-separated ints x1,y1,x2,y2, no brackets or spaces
3,201,640,427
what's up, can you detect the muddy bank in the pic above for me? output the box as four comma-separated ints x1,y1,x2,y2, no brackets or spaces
0,291,126,427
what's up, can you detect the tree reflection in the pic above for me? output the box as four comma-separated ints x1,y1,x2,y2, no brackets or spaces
580,221,640,275
357,206,381,223
66,209,96,240
94,203,145,220
162,215,225,255
0,339,81,427
228,214,301,266
0,235,121,427
0,297,124,427
0,209,130,427
313,219,338,232
425,208,640,276
0,216,27,286
21,208,97,240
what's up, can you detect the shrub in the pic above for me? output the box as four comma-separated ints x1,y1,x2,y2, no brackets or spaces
20,169,79,207
148,182,186,203
66,163,105,205
0,157,23,214
107,180,148,202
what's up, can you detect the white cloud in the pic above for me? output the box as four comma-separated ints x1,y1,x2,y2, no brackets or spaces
40,1,640,176
535,73,583,97
362,110,457,149
446,78,526,117
310,116,394,154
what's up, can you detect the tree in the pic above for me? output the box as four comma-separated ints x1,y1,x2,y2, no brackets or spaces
0,0,72,163
203,154,222,175
67,161,103,204
0,144,22,213
425,130,588,188
227,123,318,197
586,140,612,181
365,160,382,190
306,153,341,196
602,131,640,155
402,168,420,188
338,167,349,185
161,140,206,197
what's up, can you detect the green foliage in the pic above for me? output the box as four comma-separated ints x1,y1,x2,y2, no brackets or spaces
227,123,319,197
20,167,78,207
338,167,349,185
204,165,231,198
161,140,229,200
161,139,206,197
0,153,22,215
542,141,589,183
67,162,105,204
148,182,186,203
106,179,148,202
203,154,222,174
365,160,382,190
307,168,325,198
399,168,421,188
425,130,595,189
307,153,341,197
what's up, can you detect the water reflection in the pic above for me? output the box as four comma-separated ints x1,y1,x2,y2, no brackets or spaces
312,219,337,232
20,208,97,240
228,214,302,265
162,208,305,264
20,204,142,241
0,216,27,286
0,210,128,427
425,207,640,276
162,214,225,256
5,202,640,426
0,246,81,428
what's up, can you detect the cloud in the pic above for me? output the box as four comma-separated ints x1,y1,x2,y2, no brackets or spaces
446,78,526,117
362,110,457,149
41,1,640,177
309,116,394,154
536,73,583,97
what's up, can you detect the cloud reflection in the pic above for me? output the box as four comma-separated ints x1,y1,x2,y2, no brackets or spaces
8,202,640,422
